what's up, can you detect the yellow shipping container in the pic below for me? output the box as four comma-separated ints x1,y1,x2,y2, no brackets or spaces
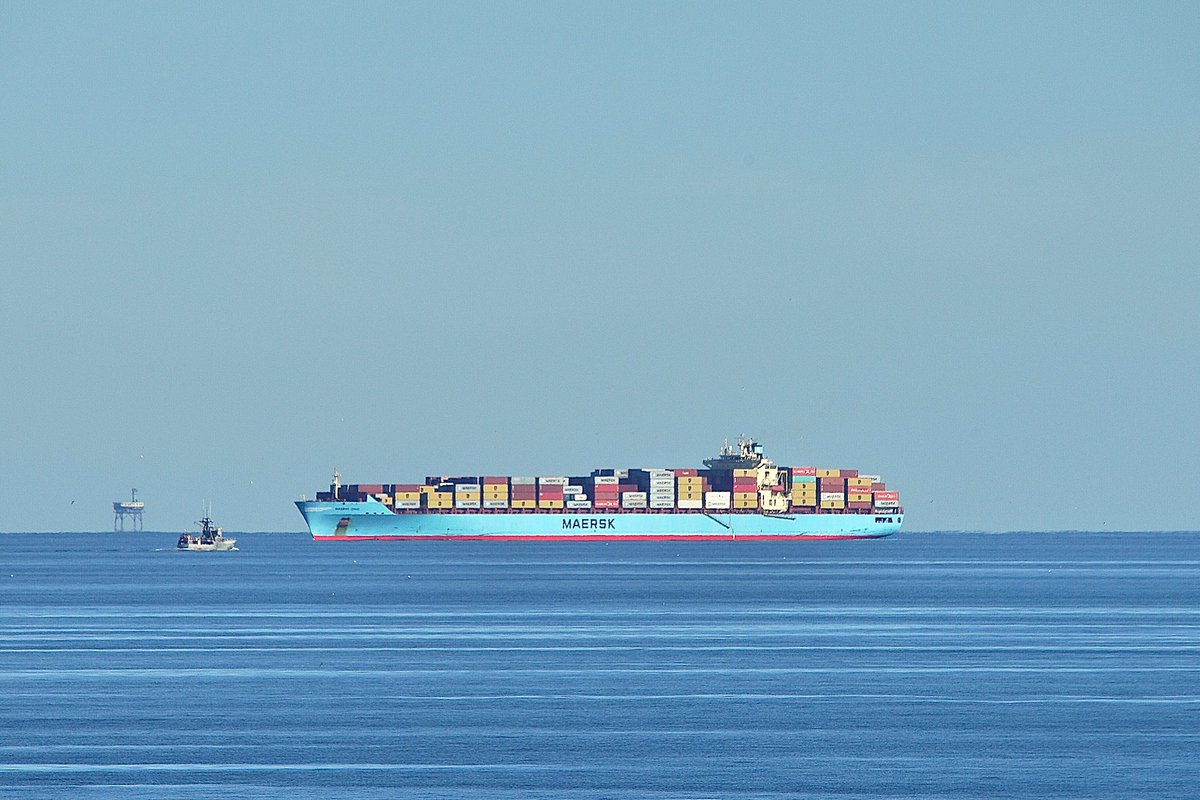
677,492,703,501
483,489,509,498
816,468,840,478
394,491,420,501
538,499,565,509
847,477,872,487
733,468,757,478
820,500,846,509
511,499,537,509
792,496,817,506
456,491,481,501
419,485,435,494
848,492,871,501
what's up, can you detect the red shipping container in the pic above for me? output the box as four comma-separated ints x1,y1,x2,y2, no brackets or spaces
733,477,757,486
673,469,698,477
358,484,383,494
393,484,422,493
839,469,859,478
618,483,638,492
874,491,899,501
482,476,508,485
819,479,845,488
871,483,886,491
791,466,817,476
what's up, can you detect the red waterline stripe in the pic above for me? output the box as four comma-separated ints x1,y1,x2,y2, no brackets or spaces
311,534,887,542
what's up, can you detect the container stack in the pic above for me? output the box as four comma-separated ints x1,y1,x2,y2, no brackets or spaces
538,476,566,510
423,485,453,510
675,470,705,510
511,477,537,509
847,476,872,511
482,477,509,509
818,469,845,510
592,476,619,509
454,481,481,509
790,467,817,508
330,450,901,517
648,469,675,509
733,468,758,509
621,490,647,509
704,490,731,510
393,484,421,510
874,490,899,512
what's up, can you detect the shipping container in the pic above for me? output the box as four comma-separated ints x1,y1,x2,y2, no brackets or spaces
874,491,899,502
482,499,508,509
790,466,817,476
565,500,592,509
393,499,420,510
511,476,536,485
677,499,703,509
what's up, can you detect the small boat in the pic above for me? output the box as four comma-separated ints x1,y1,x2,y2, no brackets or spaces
178,515,237,551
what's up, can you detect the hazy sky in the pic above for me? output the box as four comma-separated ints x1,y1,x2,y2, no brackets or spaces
1,2,1196,532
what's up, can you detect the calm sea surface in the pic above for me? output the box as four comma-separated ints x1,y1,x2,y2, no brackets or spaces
0,532,1196,799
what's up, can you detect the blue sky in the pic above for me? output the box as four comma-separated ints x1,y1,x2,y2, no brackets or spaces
1,2,1196,531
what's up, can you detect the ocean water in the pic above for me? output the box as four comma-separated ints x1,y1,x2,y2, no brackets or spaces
0,532,1196,799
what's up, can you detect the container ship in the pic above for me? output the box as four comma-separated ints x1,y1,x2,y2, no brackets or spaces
295,439,903,541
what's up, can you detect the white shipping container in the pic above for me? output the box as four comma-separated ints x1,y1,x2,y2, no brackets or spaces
565,485,583,494
592,476,619,485
677,499,703,509
538,476,568,485
705,491,731,501
454,484,481,493
649,477,674,486
820,492,846,501
393,500,420,509
482,499,508,508
873,500,899,508
511,476,536,485
621,497,648,508
649,499,675,508
646,469,671,477
859,475,882,483
704,497,731,509
455,500,481,509
621,492,647,501
566,500,593,509
615,470,630,479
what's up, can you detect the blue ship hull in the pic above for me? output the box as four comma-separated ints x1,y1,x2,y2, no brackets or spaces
295,500,903,541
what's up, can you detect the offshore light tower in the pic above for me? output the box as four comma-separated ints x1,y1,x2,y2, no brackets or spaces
113,489,145,531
